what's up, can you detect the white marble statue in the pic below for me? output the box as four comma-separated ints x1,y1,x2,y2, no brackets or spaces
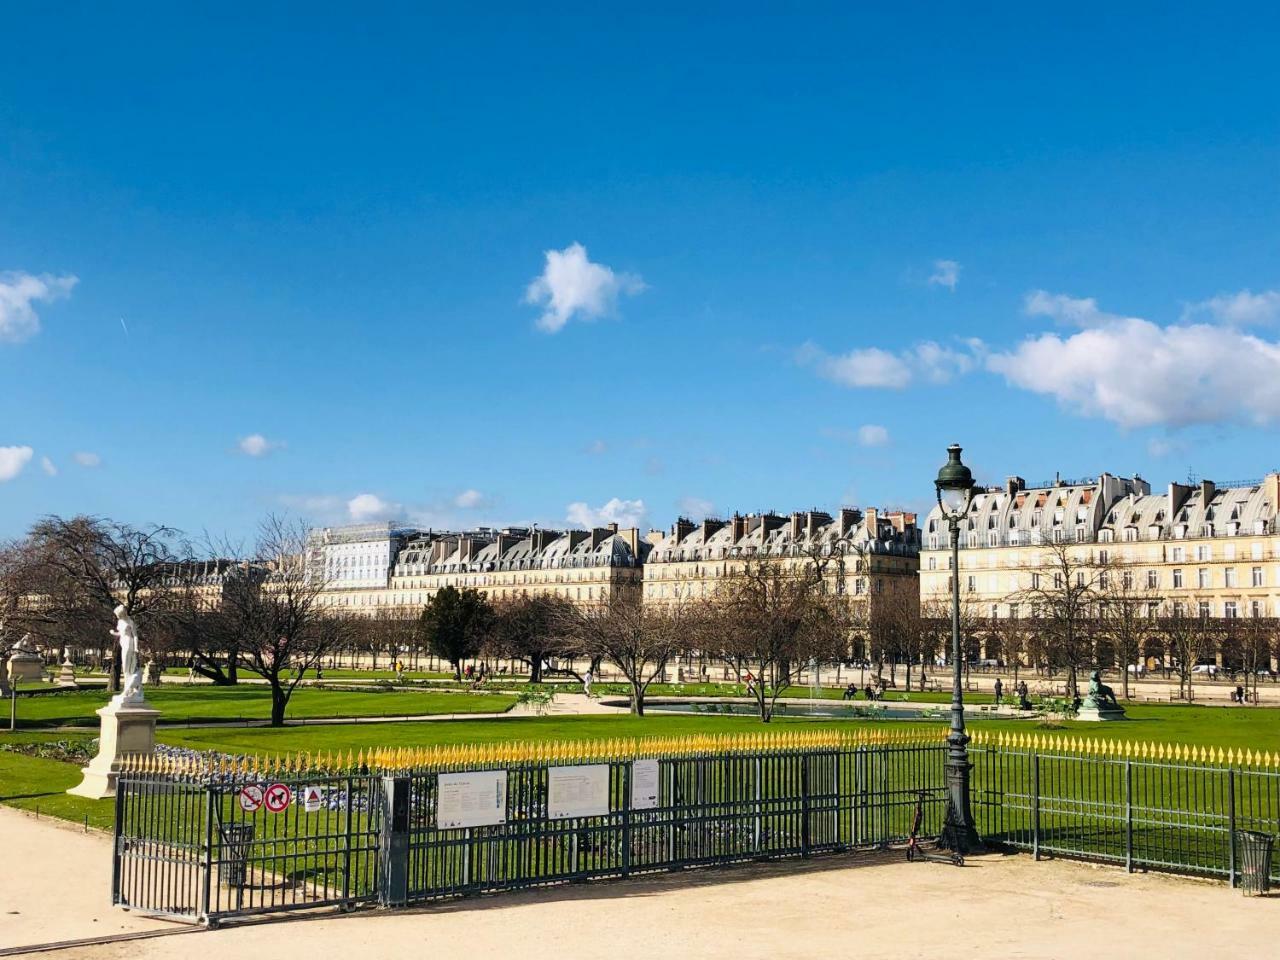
111,604,144,705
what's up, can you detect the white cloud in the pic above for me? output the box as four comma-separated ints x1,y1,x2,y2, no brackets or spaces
40,455,57,476
677,496,716,519
1146,438,1180,458
238,433,281,457
584,439,608,455
857,424,890,447
989,295,1280,428
73,451,101,468
524,242,645,333
454,489,485,509
799,340,981,389
566,497,647,529
0,272,77,344
1024,290,1117,327
0,446,33,481
347,493,400,522
928,259,961,291
1182,289,1280,327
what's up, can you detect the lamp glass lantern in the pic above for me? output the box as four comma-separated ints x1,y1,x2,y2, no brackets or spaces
934,444,974,519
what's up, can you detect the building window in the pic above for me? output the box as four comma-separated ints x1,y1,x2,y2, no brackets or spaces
1252,566,1263,587
1251,600,1264,618
1009,603,1019,619
1172,546,1185,562
1196,545,1211,562
928,556,937,570
1031,573,1041,590
966,576,976,592
1197,568,1210,589
1224,601,1238,618
1173,569,1183,588
1146,570,1158,589
1224,568,1237,588
1199,600,1211,619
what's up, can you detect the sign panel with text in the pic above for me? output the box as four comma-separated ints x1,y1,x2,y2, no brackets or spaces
630,758,660,810
436,770,508,829
547,764,611,820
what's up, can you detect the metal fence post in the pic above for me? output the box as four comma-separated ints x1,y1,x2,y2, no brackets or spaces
380,775,410,906
1031,753,1041,861
621,762,632,878
111,775,126,906
1124,760,1134,873
801,752,811,858
342,776,354,905
200,784,215,922
1227,769,1237,888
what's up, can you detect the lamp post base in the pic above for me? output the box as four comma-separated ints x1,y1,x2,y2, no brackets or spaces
937,755,987,855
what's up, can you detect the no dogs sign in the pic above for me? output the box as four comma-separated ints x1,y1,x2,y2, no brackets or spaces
264,782,293,813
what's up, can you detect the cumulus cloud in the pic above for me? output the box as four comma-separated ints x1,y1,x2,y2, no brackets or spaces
347,493,400,522
798,339,982,389
989,294,1280,428
454,489,485,509
0,445,34,481
566,497,647,529
928,259,961,291
857,424,890,447
73,451,101,468
238,433,281,457
677,496,716,519
524,242,645,333
1182,289,1280,327
0,271,77,344
40,456,57,476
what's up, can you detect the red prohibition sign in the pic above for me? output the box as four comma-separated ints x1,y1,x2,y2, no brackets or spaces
264,782,293,813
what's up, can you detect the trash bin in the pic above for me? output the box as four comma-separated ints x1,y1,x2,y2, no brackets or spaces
1237,830,1274,896
218,823,256,889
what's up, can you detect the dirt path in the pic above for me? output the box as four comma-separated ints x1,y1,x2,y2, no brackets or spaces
3,800,1273,959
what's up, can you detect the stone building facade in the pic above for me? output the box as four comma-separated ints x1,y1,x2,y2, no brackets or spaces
919,470,1280,663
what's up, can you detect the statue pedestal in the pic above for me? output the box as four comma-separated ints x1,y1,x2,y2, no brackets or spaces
67,699,160,799
1076,698,1126,722
56,660,79,688
7,651,45,684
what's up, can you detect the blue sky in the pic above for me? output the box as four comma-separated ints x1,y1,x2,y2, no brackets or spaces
4,4,1280,540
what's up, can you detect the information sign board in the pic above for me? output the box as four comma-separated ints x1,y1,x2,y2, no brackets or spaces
630,759,660,810
547,764,611,820
436,770,507,829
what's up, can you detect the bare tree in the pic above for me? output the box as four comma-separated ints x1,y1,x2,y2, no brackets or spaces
1099,560,1159,700
1222,615,1275,704
26,516,190,690
219,515,356,725
569,594,691,716
710,555,850,721
488,594,579,682
1160,600,1218,702
1010,540,1108,699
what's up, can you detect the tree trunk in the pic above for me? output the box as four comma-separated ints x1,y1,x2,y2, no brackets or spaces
630,686,645,716
1121,657,1130,700
269,680,288,726
530,657,543,684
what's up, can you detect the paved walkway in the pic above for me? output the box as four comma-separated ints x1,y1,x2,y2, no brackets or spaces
2,802,1274,959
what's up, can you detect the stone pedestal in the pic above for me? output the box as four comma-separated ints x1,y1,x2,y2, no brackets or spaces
1076,697,1126,722
7,650,45,684
56,659,79,688
67,699,160,799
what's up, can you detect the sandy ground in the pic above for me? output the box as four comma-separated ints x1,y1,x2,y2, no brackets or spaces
2,804,1275,960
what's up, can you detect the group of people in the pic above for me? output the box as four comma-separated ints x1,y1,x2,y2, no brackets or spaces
842,682,884,701
993,677,1032,710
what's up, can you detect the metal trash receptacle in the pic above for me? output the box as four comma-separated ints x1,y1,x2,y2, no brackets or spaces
218,823,256,889
1237,830,1274,896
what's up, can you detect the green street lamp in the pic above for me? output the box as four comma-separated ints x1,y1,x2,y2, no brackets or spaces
934,443,984,852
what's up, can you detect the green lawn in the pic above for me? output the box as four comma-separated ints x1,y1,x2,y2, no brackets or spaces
0,749,116,829
9,685,515,728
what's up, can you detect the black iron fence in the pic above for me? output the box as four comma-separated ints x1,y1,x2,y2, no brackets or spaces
114,730,947,924
113,728,1280,924
970,729,1280,887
